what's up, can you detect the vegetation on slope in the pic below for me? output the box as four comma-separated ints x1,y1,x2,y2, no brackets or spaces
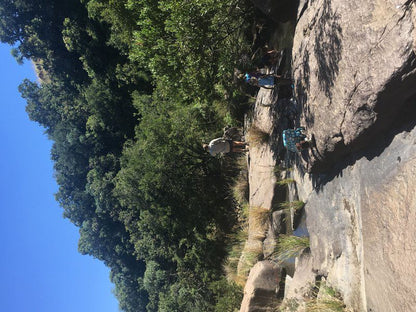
0,0,267,310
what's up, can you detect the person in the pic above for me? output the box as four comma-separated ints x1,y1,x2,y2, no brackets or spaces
242,72,292,88
282,127,310,152
203,138,248,156
258,48,280,68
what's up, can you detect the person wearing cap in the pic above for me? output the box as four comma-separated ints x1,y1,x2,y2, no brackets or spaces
282,127,310,152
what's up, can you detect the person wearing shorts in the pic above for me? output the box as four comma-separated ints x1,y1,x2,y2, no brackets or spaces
204,138,248,156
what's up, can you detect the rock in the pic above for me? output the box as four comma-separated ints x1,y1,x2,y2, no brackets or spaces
240,261,282,312
284,250,316,301
294,122,416,311
292,0,416,172
248,88,277,209
263,210,285,258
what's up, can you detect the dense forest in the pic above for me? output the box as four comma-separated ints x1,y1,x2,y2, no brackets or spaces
0,0,264,311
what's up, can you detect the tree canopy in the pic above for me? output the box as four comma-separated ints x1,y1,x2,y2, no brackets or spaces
0,0,260,310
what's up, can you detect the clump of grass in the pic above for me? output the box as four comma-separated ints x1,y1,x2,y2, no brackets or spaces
248,206,270,241
232,173,249,205
224,204,270,287
233,202,249,225
306,283,347,312
250,206,270,227
277,298,300,312
274,235,309,263
276,178,295,186
274,165,293,178
224,227,248,286
237,241,264,279
247,124,270,146
279,201,305,213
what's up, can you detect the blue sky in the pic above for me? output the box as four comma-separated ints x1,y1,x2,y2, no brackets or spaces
0,44,120,311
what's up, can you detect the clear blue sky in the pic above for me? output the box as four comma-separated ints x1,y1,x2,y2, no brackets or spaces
0,43,120,312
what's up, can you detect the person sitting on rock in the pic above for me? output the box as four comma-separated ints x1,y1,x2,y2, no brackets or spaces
241,72,292,88
203,138,248,156
282,127,310,152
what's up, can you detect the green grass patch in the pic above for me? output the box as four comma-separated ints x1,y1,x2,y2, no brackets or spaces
306,283,347,312
273,235,309,263
279,200,305,213
276,178,295,186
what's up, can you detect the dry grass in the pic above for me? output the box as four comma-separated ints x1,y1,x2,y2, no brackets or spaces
250,206,270,226
224,227,248,286
249,206,270,240
232,173,249,205
225,206,270,287
247,124,270,146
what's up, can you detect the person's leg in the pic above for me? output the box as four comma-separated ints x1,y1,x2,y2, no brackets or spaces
231,141,248,153
232,147,249,153
232,141,247,148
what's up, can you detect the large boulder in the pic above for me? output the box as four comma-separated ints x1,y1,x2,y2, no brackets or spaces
240,261,282,312
263,210,285,258
292,0,416,172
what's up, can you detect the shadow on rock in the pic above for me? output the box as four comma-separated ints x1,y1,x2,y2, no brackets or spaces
314,0,343,100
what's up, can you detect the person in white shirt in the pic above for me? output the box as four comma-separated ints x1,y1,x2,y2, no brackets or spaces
203,138,248,156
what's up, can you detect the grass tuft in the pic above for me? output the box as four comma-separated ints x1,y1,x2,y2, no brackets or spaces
306,283,347,312
279,201,305,213
273,235,309,263
250,206,270,227
232,173,249,205
247,124,270,146
276,178,295,186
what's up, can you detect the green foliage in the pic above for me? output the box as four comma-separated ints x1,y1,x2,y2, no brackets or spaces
1,0,260,311
273,235,310,263
276,178,295,186
279,201,305,213
210,278,243,312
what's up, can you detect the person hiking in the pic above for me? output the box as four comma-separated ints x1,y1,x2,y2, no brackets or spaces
203,138,248,156
282,127,310,152
242,72,292,88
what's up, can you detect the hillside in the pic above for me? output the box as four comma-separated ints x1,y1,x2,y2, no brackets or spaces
1,0,415,311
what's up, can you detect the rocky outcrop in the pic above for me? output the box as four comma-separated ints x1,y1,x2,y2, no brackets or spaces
263,210,284,258
292,0,416,172
240,261,282,312
290,122,416,311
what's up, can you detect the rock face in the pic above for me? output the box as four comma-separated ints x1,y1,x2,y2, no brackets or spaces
240,261,281,312
292,0,416,172
291,123,416,311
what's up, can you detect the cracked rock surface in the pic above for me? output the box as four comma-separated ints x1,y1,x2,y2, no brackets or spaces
292,0,416,172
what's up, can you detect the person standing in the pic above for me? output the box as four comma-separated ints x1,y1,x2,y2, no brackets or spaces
203,138,248,156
